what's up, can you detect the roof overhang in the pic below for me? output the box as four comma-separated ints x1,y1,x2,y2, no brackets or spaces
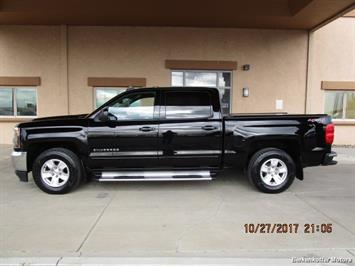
0,0,354,30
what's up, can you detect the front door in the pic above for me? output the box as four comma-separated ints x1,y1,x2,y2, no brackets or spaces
158,89,223,168
87,90,159,169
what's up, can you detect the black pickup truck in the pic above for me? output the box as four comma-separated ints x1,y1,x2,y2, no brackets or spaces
11,87,337,194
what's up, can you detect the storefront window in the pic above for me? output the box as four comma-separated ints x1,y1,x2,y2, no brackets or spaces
325,91,355,119
345,92,355,119
16,88,37,116
0,87,37,116
0,88,14,116
171,70,232,115
171,72,183,86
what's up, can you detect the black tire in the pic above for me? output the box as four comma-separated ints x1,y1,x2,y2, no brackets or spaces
247,148,296,193
32,148,82,194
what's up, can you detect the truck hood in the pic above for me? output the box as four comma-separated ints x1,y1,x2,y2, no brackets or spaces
32,114,88,122
17,114,89,128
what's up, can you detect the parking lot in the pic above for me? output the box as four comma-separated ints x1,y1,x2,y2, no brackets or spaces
0,144,354,264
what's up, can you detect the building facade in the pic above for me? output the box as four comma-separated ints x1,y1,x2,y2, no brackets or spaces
0,15,354,145
307,15,355,145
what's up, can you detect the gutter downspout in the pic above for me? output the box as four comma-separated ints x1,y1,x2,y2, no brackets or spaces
304,29,313,114
60,24,70,115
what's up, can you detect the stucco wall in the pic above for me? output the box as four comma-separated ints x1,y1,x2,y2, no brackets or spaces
307,17,355,145
0,123,15,144
0,26,68,116
68,26,308,115
0,26,308,144
0,26,68,144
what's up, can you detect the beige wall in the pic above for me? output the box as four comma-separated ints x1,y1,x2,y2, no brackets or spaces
307,17,355,145
0,26,69,144
0,26,69,116
0,25,309,144
68,27,308,115
0,123,15,144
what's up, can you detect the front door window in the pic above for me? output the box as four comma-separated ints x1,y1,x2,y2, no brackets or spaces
107,92,156,121
94,87,127,109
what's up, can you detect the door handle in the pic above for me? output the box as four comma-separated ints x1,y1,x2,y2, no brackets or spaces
201,125,217,131
139,126,156,132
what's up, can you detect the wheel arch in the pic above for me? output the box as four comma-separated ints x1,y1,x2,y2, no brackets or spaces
246,139,303,180
27,141,85,172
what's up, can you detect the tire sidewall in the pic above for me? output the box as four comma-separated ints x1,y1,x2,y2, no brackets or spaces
33,150,80,194
249,150,295,193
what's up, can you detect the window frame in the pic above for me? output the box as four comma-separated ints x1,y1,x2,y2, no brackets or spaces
0,86,38,118
170,69,233,114
324,90,355,121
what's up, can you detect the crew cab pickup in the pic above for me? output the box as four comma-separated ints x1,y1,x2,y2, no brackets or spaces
11,87,337,194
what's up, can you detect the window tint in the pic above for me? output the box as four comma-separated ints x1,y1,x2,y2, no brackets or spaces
165,91,212,119
107,92,155,120
171,70,232,115
0,88,13,116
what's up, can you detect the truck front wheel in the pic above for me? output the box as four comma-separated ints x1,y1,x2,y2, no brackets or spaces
32,148,82,194
247,148,296,193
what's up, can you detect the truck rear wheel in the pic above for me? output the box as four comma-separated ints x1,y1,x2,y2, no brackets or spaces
32,148,82,194
247,148,295,193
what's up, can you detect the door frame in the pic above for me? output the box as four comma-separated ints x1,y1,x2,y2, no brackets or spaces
87,89,162,169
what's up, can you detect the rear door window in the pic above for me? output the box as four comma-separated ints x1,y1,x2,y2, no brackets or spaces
165,91,212,119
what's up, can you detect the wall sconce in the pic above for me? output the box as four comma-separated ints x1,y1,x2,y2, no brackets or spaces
242,64,250,71
243,87,249,97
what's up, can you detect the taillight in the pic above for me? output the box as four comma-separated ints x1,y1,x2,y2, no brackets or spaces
325,123,334,145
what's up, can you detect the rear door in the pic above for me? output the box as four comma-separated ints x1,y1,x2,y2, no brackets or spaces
158,89,223,168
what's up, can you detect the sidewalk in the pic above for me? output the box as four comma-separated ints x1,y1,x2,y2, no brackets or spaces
1,250,354,266
333,146,355,164
1,145,354,266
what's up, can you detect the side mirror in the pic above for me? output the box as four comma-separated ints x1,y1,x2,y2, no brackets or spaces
98,108,109,122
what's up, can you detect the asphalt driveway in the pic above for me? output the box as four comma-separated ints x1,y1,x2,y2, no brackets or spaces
0,144,354,265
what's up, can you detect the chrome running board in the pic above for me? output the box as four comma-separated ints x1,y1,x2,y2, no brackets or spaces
98,170,213,182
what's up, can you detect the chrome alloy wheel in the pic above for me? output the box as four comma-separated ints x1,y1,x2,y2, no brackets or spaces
259,158,288,186
40,159,70,188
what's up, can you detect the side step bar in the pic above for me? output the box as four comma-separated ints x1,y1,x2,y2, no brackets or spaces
98,170,213,182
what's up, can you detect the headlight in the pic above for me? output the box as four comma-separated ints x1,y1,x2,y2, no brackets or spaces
13,127,21,149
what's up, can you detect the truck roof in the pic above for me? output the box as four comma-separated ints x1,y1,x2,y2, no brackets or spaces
127,86,219,92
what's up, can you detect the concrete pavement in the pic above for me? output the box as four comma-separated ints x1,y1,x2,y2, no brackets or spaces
0,144,354,265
